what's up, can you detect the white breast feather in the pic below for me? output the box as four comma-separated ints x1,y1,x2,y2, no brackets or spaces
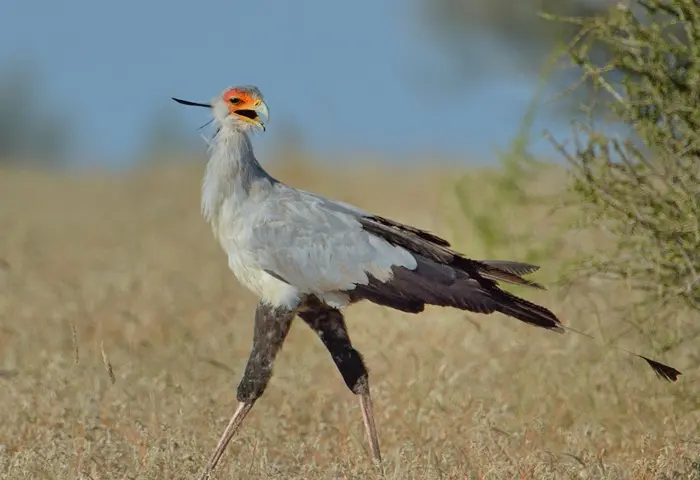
227,251,302,308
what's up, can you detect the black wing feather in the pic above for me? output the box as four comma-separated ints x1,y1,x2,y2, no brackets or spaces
350,214,680,382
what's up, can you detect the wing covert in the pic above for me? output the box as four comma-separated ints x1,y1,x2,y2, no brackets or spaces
226,187,417,295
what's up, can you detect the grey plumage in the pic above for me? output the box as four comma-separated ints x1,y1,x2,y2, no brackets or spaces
173,85,680,480
218,174,560,329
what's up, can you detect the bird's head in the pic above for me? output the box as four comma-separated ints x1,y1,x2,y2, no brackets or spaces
172,85,269,133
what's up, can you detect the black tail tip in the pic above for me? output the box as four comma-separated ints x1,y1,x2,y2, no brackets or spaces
639,355,682,382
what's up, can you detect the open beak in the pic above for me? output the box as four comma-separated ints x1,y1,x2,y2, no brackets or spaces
171,97,212,108
230,100,269,131
250,101,269,131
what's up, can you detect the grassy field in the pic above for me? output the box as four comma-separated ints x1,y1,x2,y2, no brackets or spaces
0,159,698,480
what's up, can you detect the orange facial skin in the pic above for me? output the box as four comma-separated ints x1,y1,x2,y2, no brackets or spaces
223,88,261,116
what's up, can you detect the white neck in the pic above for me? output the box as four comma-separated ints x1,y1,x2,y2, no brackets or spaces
201,127,272,224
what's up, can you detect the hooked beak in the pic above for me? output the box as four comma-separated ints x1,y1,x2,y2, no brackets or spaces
171,97,212,108
252,101,269,131
229,100,269,132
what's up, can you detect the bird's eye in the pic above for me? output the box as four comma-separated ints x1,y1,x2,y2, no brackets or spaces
229,98,242,105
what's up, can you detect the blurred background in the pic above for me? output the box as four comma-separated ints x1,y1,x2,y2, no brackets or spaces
2,1,699,479
0,0,622,168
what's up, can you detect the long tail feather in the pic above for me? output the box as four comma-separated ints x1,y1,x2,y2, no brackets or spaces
561,325,681,382
353,253,682,383
637,355,682,382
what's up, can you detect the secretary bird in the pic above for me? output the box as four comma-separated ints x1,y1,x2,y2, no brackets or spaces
172,85,681,479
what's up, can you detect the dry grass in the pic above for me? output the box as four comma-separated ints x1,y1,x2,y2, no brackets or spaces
0,160,698,480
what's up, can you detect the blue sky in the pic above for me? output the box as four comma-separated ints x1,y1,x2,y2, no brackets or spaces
1,0,570,166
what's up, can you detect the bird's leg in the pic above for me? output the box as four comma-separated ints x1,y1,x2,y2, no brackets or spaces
298,304,382,468
198,301,295,480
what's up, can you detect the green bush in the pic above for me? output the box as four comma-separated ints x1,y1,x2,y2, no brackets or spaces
547,0,700,352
